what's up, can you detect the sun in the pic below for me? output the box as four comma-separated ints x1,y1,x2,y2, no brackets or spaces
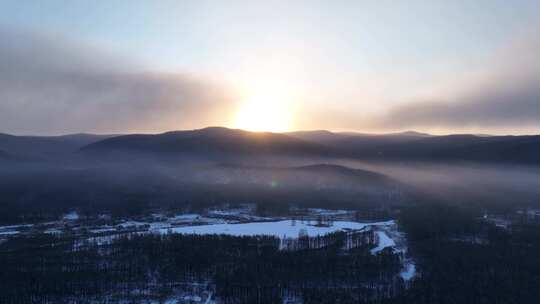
233,92,293,132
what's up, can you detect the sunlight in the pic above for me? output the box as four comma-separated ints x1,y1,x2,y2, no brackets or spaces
233,91,293,132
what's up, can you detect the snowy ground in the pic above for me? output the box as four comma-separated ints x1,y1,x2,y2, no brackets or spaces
400,262,416,281
0,206,417,282
155,218,416,281
63,211,80,221
370,230,396,254
369,222,417,281
161,219,393,239
305,208,354,217
0,223,33,236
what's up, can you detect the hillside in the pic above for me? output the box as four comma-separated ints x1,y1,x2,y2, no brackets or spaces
290,131,540,164
0,133,115,159
80,127,332,158
2,128,539,164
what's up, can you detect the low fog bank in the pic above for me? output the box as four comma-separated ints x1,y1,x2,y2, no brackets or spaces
333,159,540,210
1,147,539,224
0,155,407,223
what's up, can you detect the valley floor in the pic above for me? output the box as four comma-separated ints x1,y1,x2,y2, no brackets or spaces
0,206,417,303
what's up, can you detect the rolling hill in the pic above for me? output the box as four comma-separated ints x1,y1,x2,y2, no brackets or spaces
80,127,332,158
287,130,431,145
0,133,115,159
289,131,540,164
1,127,538,164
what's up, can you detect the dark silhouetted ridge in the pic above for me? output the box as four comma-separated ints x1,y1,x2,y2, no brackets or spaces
80,127,332,158
0,132,115,158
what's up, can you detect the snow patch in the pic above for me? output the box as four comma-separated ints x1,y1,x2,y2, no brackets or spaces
171,213,201,221
0,223,33,236
183,295,202,302
0,224,33,230
371,231,396,254
44,228,63,235
400,262,416,281
307,208,352,216
63,211,79,221
117,221,149,229
89,227,117,234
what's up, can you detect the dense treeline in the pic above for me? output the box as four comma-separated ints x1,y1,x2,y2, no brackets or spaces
0,154,414,224
2,163,540,302
391,202,540,304
0,181,400,224
2,201,540,303
0,232,402,304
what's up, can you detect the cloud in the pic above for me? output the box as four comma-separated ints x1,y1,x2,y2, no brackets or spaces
377,33,540,132
0,28,237,135
3,27,540,136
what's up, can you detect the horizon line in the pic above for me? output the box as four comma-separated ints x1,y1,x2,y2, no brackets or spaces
2,126,539,138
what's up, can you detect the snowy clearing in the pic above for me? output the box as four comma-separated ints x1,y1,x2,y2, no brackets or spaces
63,211,80,221
400,262,416,280
307,208,353,216
371,231,396,254
159,220,394,239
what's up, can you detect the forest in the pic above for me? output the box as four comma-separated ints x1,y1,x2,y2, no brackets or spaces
2,197,540,303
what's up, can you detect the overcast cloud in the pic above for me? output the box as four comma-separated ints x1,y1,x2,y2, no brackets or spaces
376,33,540,133
2,26,540,135
0,28,237,135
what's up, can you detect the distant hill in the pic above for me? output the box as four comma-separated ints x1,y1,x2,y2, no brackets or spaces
201,163,401,201
3,127,540,164
431,135,540,163
288,130,431,145
286,130,350,143
217,163,391,183
82,128,540,164
0,133,115,159
333,134,540,163
81,127,331,159
288,130,540,164
392,131,432,137
293,163,389,182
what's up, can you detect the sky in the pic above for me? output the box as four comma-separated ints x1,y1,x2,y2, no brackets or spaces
1,0,540,135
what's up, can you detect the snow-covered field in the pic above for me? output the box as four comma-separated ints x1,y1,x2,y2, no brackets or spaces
0,207,417,282
154,217,417,281
160,219,393,238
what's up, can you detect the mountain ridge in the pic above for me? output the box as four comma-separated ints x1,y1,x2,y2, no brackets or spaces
2,127,539,164
80,127,333,158
77,127,540,164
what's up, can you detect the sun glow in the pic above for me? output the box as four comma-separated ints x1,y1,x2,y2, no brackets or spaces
233,92,294,132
